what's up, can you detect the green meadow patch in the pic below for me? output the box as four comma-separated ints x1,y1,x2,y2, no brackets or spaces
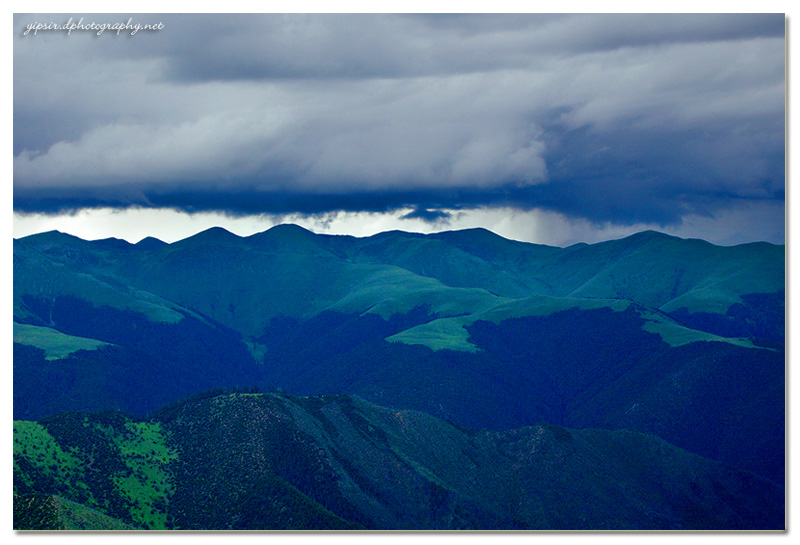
13,323,109,360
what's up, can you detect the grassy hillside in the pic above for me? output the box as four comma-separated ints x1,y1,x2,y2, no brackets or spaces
13,323,110,360
14,413,177,529
386,295,759,352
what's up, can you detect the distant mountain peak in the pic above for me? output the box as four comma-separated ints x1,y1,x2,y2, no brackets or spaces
198,226,237,237
244,223,337,257
615,230,675,246
627,229,670,239
432,227,513,243
173,226,242,247
366,229,423,240
92,237,133,250
135,236,168,249
246,223,320,243
244,223,315,240
615,230,722,250
18,230,80,244
267,223,314,235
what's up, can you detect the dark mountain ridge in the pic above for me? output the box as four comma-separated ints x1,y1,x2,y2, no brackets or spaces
13,392,785,530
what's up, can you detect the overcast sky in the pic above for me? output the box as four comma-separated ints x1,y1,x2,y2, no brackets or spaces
12,13,786,246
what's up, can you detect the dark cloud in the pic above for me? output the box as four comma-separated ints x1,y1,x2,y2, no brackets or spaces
13,13,785,241
400,208,452,222
14,171,784,235
85,13,784,83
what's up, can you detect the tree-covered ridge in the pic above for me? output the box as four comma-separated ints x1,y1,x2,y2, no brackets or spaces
13,392,785,530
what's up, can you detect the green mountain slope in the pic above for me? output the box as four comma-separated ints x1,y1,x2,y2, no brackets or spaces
16,225,784,336
13,237,189,325
552,231,784,313
13,392,785,530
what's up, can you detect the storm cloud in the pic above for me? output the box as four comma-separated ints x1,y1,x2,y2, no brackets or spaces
13,13,785,239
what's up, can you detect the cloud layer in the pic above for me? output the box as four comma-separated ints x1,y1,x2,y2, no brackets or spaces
13,14,785,239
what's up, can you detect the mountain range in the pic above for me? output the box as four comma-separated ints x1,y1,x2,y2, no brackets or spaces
13,225,785,530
